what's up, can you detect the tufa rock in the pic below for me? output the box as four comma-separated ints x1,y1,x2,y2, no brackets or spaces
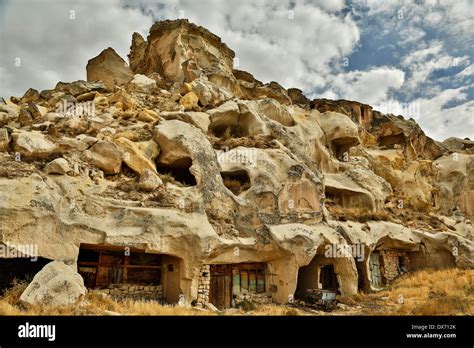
44,158,71,175
138,169,163,191
12,131,57,159
86,47,134,91
179,92,200,111
83,140,122,174
20,261,87,307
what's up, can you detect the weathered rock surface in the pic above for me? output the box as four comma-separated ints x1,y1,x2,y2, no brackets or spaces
44,158,70,175
86,47,134,91
20,261,87,307
0,19,472,308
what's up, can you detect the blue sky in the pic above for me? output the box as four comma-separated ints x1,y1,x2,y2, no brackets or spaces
0,0,472,140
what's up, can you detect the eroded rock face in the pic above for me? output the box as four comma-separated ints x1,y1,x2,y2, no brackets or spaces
129,19,240,96
86,47,134,91
20,261,87,307
0,19,472,308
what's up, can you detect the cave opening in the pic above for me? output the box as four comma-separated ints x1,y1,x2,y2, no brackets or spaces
0,257,51,293
77,243,183,303
331,137,358,160
378,133,406,148
156,157,197,186
295,255,341,300
221,170,251,195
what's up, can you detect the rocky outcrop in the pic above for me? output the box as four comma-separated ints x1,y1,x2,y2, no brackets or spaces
0,19,472,309
129,19,240,96
86,48,134,91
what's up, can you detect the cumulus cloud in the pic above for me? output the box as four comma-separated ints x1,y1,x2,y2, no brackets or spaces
0,0,152,98
412,88,474,141
0,0,472,141
401,40,470,93
129,0,360,91
320,67,405,105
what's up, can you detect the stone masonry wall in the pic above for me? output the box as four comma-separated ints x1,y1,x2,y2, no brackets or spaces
234,292,273,305
196,264,210,306
380,250,411,282
93,284,163,301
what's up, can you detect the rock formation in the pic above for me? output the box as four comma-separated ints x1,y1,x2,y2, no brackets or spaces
0,19,472,309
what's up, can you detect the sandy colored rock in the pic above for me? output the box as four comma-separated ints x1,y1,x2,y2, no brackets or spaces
86,47,134,91
20,261,87,307
12,131,57,159
179,92,199,111
138,169,163,191
0,128,10,151
114,137,158,175
126,74,157,93
0,19,472,310
44,158,71,175
83,140,122,174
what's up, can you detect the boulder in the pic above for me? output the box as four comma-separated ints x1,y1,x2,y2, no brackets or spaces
137,109,160,123
0,104,19,126
108,88,136,110
184,77,232,108
20,88,40,104
54,80,107,97
113,137,158,175
86,47,134,91
179,92,199,111
126,74,157,92
20,261,87,307
12,131,57,159
44,158,71,175
138,169,163,191
318,111,360,158
442,137,474,153
83,140,122,174
159,111,210,132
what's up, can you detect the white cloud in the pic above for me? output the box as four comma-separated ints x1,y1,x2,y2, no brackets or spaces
401,40,470,93
411,88,474,141
323,66,405,105
0,0,152,98
133,0,360,91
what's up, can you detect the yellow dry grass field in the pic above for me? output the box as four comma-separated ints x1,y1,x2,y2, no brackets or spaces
0,268,472,316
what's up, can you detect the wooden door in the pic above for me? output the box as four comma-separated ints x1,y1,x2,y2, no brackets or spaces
209,265,232,310
370,252,382,287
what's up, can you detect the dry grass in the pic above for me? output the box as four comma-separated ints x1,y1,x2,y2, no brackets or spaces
210,134,277,150
326,205,392,223
0,284,214,316
1,269,471,316
249,305,304,316
351,268,474,315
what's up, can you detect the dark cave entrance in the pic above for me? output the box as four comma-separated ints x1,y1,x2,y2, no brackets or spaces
221,170,251,195
0,257,51,293
331,137,358,160
156,157,197,186
295,255,340,300
378,133,406,148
